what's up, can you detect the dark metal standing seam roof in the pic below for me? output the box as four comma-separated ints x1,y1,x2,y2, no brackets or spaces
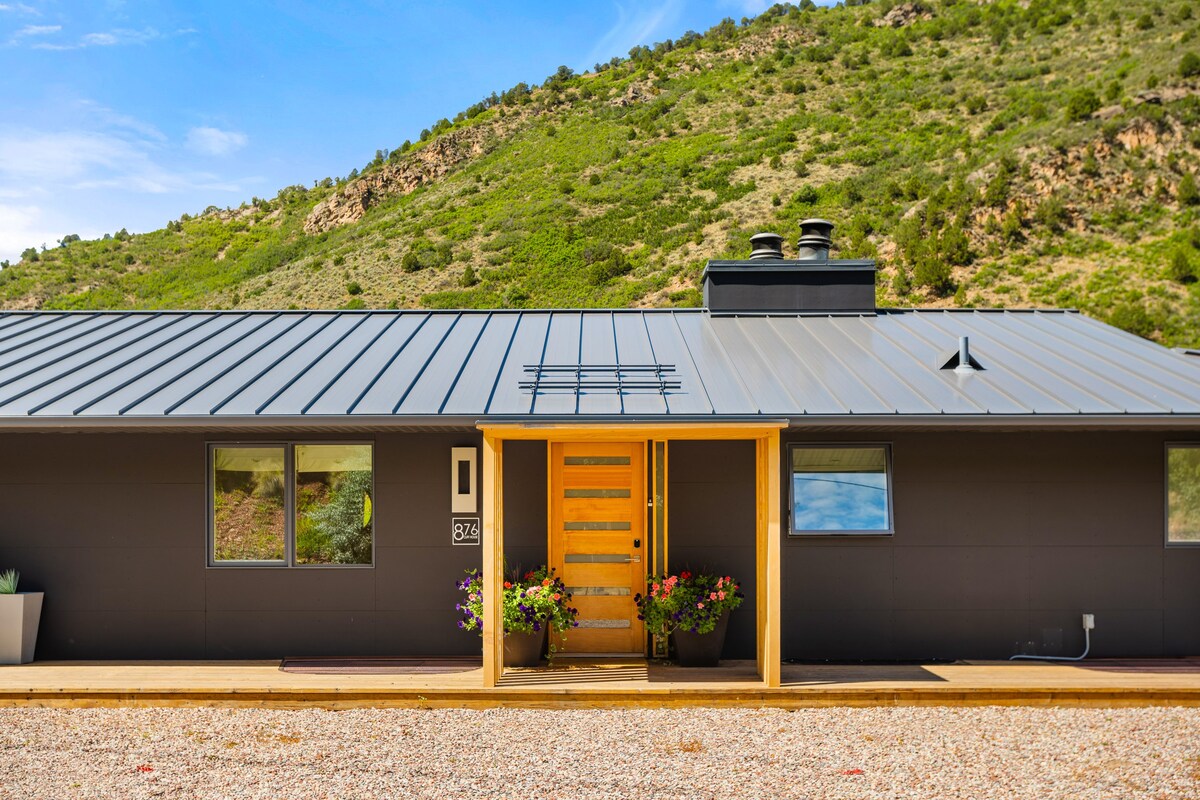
0,308,1198,427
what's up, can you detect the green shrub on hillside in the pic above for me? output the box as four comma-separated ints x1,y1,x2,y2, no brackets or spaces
1064,89,1101,122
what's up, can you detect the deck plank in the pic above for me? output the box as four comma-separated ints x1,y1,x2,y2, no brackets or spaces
1,659,1199,708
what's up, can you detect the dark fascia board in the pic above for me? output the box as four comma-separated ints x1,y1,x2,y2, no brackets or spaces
2,413,1200,431
702,259,876,277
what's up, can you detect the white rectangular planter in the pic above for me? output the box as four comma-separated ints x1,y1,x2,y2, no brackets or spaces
0,592,43,664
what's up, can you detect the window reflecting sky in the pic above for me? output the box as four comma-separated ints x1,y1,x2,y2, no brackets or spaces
793,472,889,531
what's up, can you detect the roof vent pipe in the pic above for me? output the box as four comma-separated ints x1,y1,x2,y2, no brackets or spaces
955,336,976,373
748,232,785,260
796,218,834,260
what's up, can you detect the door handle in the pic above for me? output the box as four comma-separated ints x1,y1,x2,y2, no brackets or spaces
633,539,641,548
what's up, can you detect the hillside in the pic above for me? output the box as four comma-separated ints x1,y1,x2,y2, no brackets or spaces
3,0,1200,347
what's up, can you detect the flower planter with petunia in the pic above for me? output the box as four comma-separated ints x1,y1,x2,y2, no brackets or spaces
635,571,743,667
456,566,579,667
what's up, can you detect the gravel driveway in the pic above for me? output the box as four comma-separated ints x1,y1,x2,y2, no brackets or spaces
0,706,1197,799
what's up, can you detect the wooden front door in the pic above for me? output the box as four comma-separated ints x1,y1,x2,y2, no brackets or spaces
549,442,647,655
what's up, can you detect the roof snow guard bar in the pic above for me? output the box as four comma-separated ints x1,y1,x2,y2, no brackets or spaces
520,363,680,394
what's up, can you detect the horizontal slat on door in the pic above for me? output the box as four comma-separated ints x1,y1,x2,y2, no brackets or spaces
562,497,634,519
556,627,636,651
563,563,637,586
564,488,631,499
561,443,637,457
564,521,631,531
562,467,634,489
563,456,631,466
573,596,634,620
566,586,632,596
561,532,632,553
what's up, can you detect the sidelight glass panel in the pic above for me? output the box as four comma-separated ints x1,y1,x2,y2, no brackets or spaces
212,447,286,562
295,444,374,565
1167,445,1200,544
791,445,892,534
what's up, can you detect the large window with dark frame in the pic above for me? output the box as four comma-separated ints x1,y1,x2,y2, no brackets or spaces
788,444,893,535
209,442,374,566
1167,444,1200,545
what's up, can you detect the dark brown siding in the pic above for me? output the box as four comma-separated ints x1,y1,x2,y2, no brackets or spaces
502,440,549,574
782,430,1200,660
0,431,496,659
667,441,758,659
0,428,1195,661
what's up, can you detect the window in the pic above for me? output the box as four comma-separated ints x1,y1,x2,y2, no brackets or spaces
1167,444,1200,545
789,444,893,535
210,443,374,566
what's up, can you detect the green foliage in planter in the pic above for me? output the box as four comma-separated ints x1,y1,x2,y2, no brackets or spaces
0,569,17,594
456,566,579,636
636,571,744,636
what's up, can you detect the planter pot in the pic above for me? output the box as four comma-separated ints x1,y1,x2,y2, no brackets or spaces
672,611,730,668
504,628,546,668
0,592,43,665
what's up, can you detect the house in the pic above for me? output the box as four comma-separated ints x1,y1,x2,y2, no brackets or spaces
1,219,1197,687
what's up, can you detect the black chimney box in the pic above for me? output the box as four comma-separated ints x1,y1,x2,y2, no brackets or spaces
702,219,876,315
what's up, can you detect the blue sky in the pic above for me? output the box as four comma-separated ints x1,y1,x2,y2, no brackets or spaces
0,0,838,262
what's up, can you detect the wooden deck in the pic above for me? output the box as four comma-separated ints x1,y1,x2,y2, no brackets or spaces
1,658,1199,708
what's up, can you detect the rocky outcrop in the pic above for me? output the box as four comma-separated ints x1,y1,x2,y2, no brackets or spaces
875,2,932,27
609,81,656,107
1116,117,1161,151
304,126,495,234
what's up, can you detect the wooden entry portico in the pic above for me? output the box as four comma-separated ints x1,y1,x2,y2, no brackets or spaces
478,422,785,688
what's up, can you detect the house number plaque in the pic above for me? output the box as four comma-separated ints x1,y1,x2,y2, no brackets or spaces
452,517,480,546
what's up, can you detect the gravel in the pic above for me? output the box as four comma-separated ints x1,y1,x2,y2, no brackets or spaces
0,706,1197,799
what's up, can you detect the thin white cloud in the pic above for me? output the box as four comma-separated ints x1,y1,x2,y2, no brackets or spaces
0,4,40,14
76,99,167,142
0,130,143,182
585,0,684,68
80,27,158,46
10,23,58,37
19,26,193,50
0,129,246,196
0,113,246,196
186,126,248,157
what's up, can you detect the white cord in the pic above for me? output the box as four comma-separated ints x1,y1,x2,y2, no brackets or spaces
1010,626,1091,662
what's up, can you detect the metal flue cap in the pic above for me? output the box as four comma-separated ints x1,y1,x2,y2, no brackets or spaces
749,232,785,260
797,218,834,260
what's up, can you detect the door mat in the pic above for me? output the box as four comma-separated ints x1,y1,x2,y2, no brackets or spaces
280,656,481,675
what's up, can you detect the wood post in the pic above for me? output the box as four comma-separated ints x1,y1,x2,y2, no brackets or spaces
756,430,782,688
481,434,504,687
